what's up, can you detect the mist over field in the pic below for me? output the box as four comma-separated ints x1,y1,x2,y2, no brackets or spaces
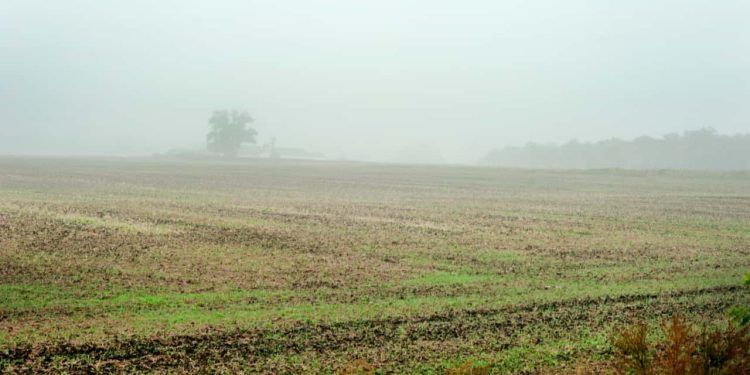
3,2,750,373
2,1,749,165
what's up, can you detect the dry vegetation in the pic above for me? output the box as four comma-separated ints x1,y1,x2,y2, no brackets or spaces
0,157,749,373
609,316,749,374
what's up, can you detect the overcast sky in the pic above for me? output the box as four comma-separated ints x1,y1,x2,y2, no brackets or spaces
1,0,749,163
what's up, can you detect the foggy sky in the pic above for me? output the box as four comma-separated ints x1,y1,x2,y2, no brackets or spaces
2,1,749,163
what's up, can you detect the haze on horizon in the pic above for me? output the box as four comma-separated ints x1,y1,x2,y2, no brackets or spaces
1,0,749,164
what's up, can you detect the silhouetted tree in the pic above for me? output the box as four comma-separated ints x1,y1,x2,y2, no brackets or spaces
206,110,257,157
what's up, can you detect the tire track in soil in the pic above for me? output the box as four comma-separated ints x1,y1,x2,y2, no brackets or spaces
0,285,743,373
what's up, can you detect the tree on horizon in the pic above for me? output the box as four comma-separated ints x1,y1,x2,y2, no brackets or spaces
206,110,257,157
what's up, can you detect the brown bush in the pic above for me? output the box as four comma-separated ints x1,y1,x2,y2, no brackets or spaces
611,316,750,375
691,323,750,374
656,315,694,375
612,321,652,374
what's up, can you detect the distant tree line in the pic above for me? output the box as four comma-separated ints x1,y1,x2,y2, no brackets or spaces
483,128,750,170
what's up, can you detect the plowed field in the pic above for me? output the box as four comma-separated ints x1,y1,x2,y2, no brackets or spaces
1,158,748,373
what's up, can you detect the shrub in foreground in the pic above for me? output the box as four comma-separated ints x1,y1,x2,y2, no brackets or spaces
611,316,750,375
